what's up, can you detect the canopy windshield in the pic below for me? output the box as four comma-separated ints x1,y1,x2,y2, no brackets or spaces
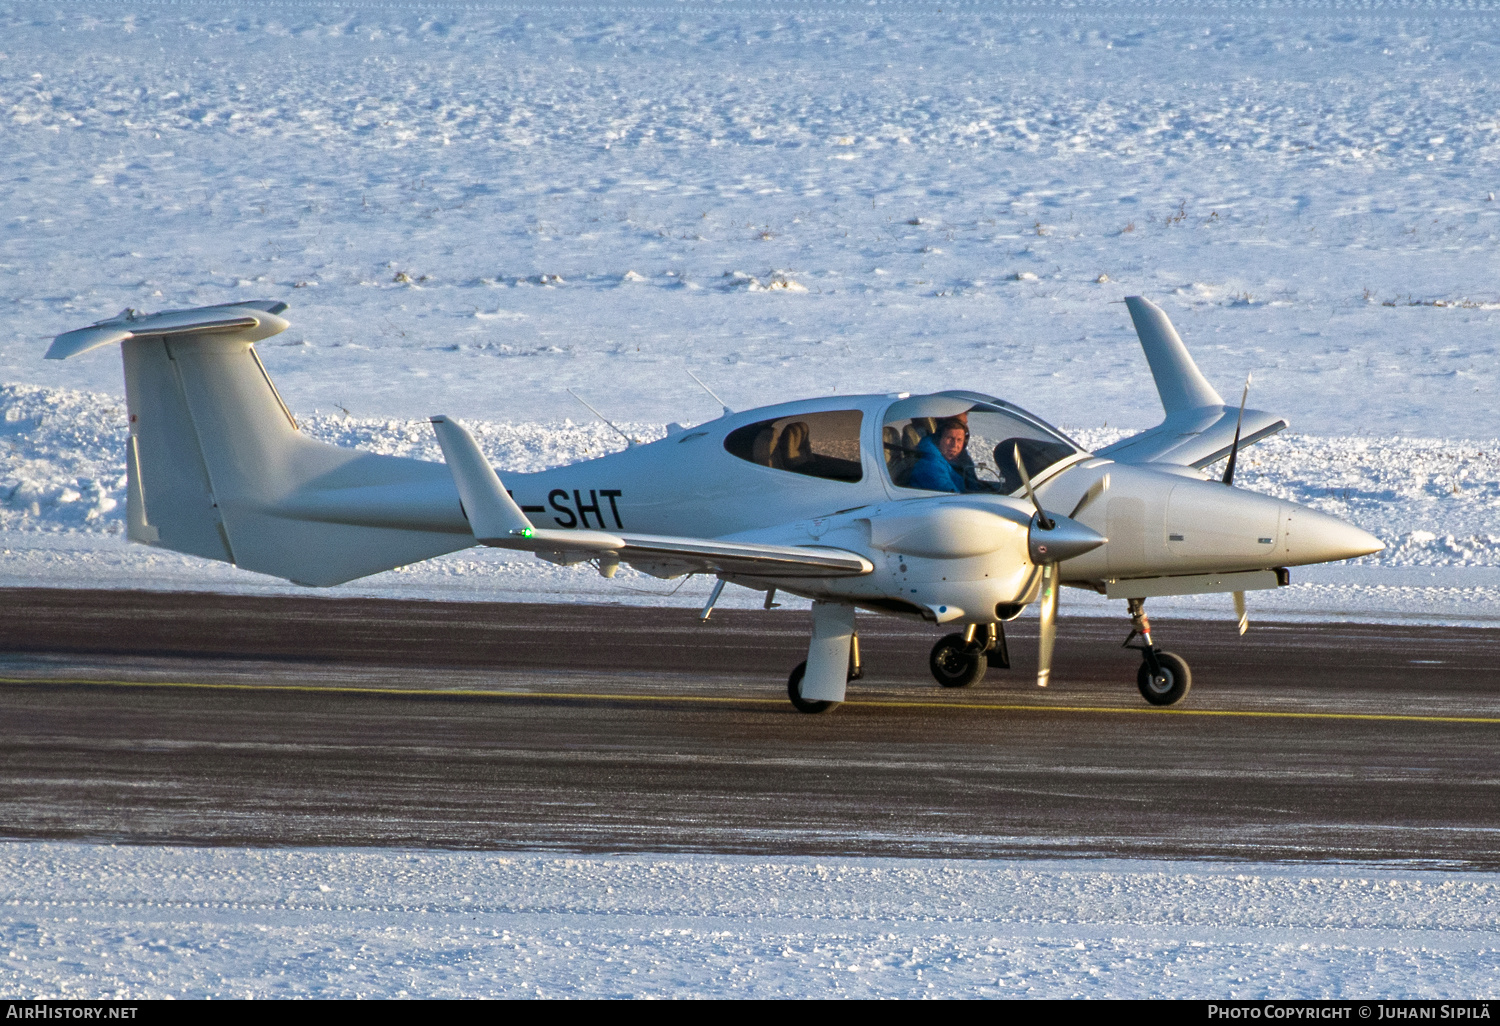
882,392,1083,495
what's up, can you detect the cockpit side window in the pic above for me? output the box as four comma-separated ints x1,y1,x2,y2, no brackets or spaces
882,396,1079,494
724,410,864,483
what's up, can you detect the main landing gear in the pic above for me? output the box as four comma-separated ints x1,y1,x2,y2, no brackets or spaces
787,632,862,714
1124,598,1191,706
928,622,1011,688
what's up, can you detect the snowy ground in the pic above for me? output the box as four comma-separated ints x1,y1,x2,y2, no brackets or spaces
4,842,1500,999
3,0,1500,621
4,4,1500,999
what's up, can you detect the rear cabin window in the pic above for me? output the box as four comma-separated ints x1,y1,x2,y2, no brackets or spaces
723,410,864,483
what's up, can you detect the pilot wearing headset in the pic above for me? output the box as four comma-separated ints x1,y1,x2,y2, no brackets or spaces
908,416,973,493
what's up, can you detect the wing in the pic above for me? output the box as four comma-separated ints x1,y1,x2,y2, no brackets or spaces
430,416,872,579
1097,296,1287,468
1097,404,1287,469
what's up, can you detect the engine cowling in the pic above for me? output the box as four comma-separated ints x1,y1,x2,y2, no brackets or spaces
867,504,1026,559
846,497,1098,623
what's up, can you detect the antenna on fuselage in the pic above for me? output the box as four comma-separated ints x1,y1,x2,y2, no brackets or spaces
566,388,638,447
685,368,733,415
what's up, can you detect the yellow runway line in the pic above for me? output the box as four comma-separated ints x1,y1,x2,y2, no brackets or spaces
0,676,778,705
3,675,1500,725
857,699,1500,725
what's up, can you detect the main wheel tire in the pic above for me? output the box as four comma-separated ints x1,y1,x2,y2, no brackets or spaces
787,661,837,714
930,633,988,688
1137,651,1192,706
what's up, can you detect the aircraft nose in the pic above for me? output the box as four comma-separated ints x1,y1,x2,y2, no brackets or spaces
1283,505,1384,565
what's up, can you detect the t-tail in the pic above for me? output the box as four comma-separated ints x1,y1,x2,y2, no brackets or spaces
48,301,471,585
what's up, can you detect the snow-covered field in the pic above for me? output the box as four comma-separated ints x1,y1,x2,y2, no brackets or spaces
3,0,1500,620
4,842,1500,999
5,4,1500,1000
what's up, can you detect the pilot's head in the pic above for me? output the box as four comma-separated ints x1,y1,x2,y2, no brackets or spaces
934,417,969,461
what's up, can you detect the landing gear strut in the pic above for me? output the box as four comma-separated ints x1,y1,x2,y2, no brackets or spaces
929,622,1010,688
787,633,861,714
1124,598,1191,706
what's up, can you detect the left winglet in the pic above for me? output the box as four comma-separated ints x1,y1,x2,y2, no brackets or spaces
1124,296,1224,414
429,416,536,542
431,415,628,552
1099,297,1287,469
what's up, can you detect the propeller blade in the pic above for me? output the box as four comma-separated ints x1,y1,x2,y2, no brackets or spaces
1037,562,1059,688
1013,444,1055,530
1222,372,1252,486
1233,590,1249,636
1068,473,1111,520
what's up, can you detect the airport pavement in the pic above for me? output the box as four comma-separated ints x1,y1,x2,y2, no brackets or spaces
1,588,1498,865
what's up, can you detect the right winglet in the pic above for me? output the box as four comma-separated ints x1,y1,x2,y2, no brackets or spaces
1124,296,1224,414
1099,297,1286,468
430,415,629,550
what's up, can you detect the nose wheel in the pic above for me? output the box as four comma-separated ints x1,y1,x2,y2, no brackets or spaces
1124,598,1192,706
1136,650,1191,705
928,623,1007,689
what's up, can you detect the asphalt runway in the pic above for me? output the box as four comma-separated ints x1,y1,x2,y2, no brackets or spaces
2,588,1499,866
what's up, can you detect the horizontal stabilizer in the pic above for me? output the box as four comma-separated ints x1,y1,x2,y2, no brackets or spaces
430,415,873,578
48,300,473,587
47,301,290,360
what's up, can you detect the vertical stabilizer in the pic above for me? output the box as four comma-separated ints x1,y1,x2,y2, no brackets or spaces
123,337,235,561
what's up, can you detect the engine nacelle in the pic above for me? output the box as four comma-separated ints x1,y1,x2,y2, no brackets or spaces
802,496,1048,623
735,493,1107,624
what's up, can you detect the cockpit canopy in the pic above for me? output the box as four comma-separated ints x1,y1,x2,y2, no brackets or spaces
882,392,1083,495
717,391,1083,496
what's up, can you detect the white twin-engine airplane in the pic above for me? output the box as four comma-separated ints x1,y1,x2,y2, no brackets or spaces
50,295,1382,712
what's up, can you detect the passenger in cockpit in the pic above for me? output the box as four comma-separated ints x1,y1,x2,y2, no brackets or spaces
908,417,970,493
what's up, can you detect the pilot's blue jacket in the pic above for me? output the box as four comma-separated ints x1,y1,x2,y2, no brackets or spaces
908,435,966,493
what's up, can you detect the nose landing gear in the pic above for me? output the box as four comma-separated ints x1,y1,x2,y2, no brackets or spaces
929,622,1010,689
1124,598,1191,706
